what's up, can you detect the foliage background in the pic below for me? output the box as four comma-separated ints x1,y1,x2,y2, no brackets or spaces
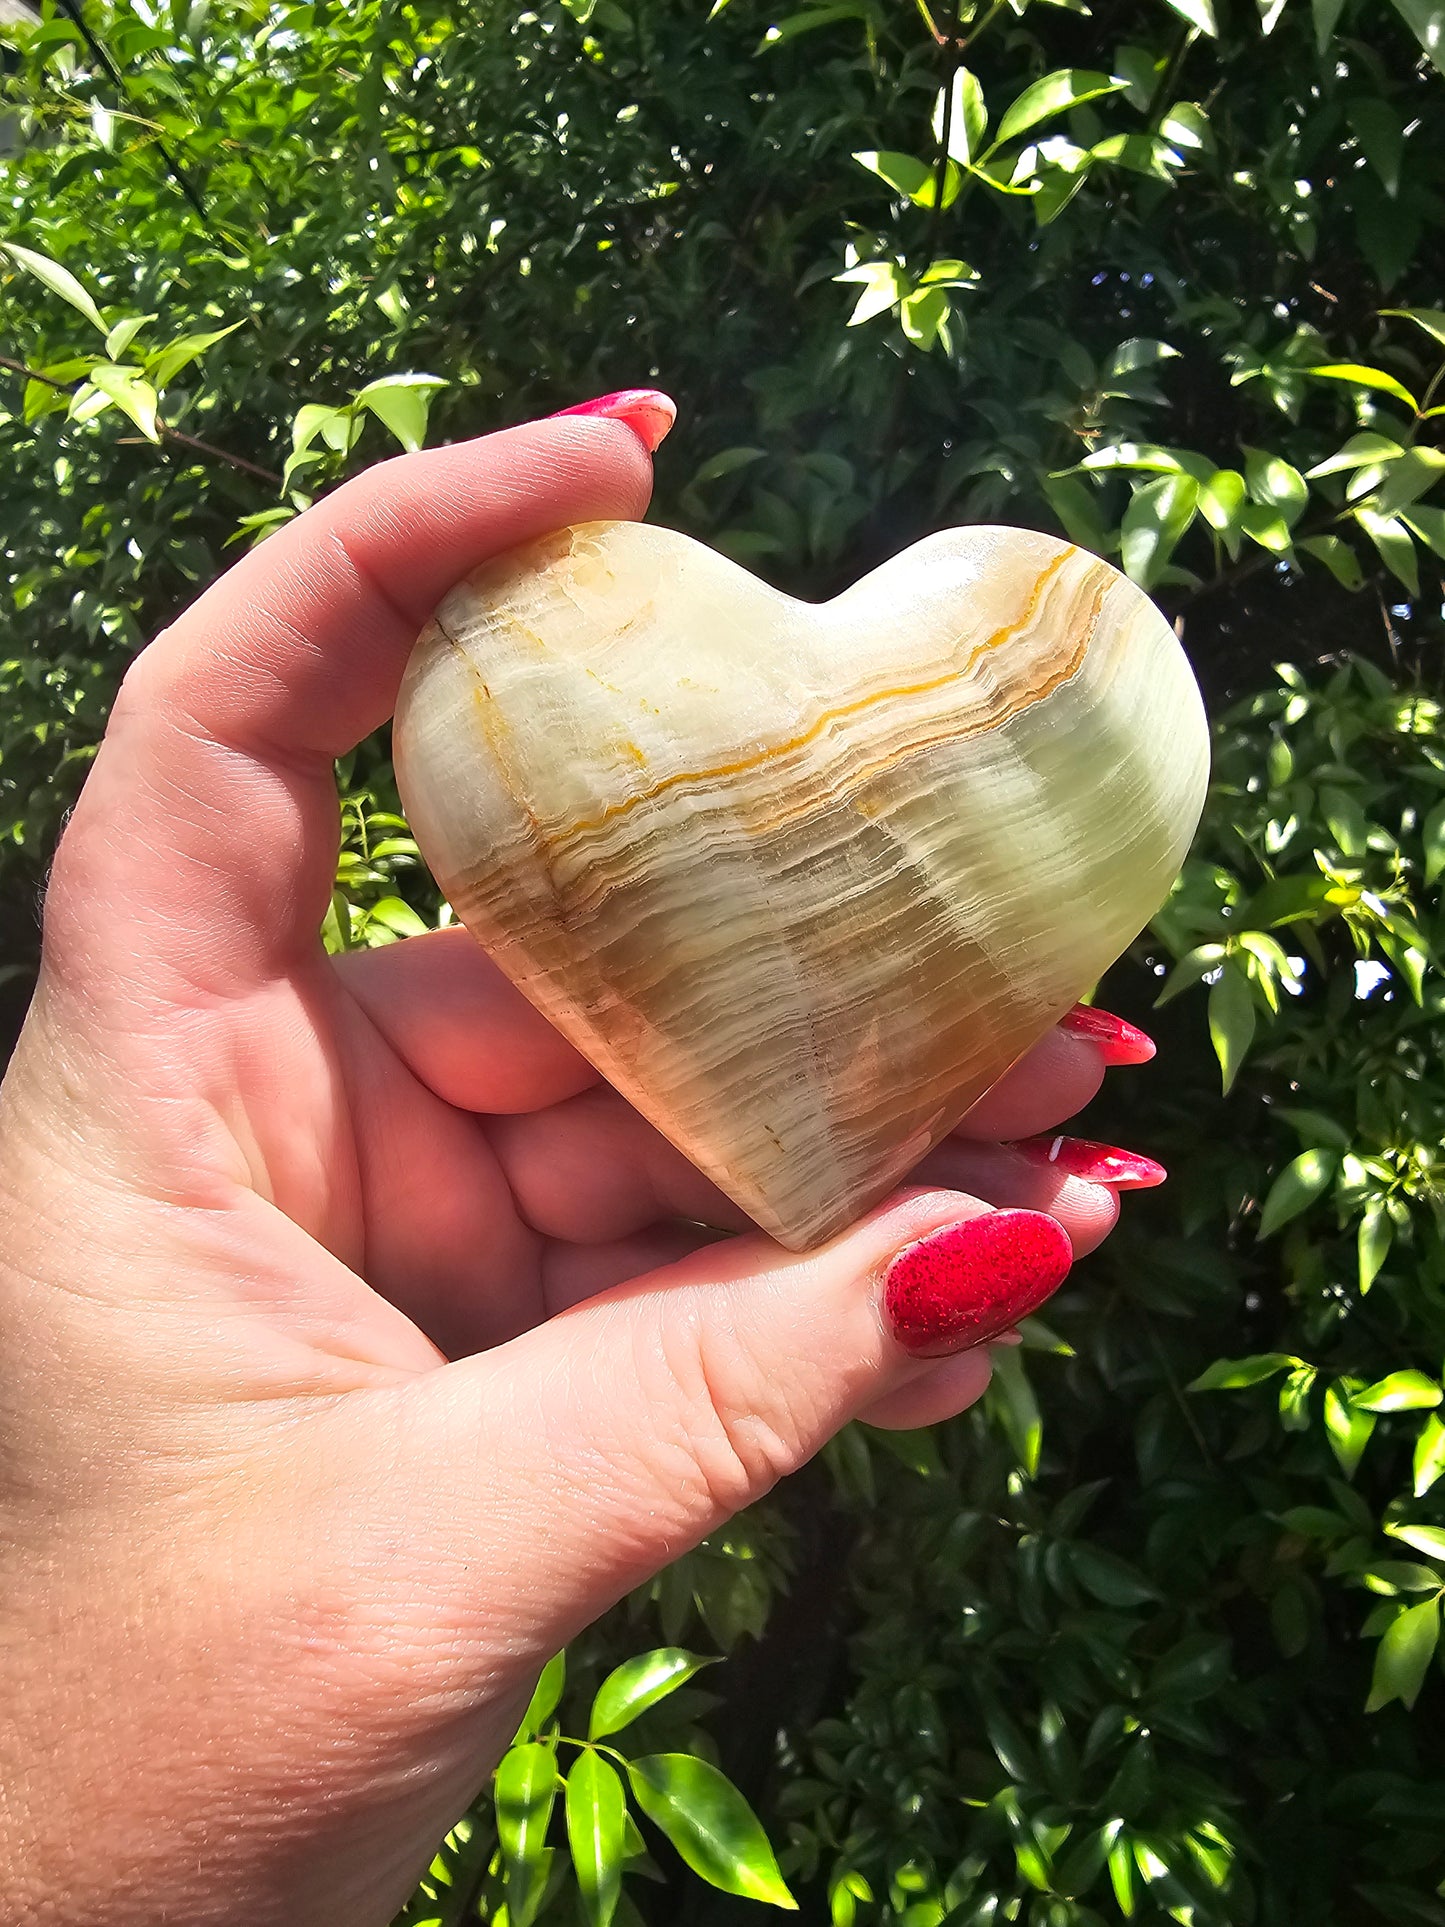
4,0,1445,1920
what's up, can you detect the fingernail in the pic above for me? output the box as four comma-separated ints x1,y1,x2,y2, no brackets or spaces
548,388,677,453
882,1210,1073,1360
1013,1134,1167,1189
1059,1003,1156,1065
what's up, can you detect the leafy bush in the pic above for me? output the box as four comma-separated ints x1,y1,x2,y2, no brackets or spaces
3,0,1445,1920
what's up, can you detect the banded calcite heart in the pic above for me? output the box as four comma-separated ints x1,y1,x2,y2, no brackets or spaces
393,521,1209,1250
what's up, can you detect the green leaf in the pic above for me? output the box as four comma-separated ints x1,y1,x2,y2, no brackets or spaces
356,373,449,453
1161,0,1217,33
496,1743,561,1927
1350,97,1405,196
589,1649,718,1740
1108,1835,1138,1915
1353,1370,1442,1413
1389,0,1445,76
689,446,766,486
565,1751,628,1927
854,149,933,199
1190,1353,1301,1391
146,322,244,393
1355,508,1420,594
1120,472,1198,587
1257,1148,1339,1238
1156,939,1227,1004
1245,447,1308,525
103,313,155,360
988,1344,1042,1475
1325,1382,1377,1477
627,1755,796,1908
292,401,352,458
1381,306,1445,349
1198,467,1246,535
1358,1201,1394,1293
1208,960,1256,1094
85,362,161,442
1,241,108,334
835,259,906,326
900,285,952,348
1373,447,1445,516
1042,474,1110,552
995,70,1124,145
1307,363,1420,410
933,67,987,164
1300,534,1366,591
757,2,869,47
1386,1523,1445,1561
515,1652,566,1743
1070,1544,1160,1606
1307,430,1405,479
1414,1415,1445,1497
1402,504,1445,558
1367,1596,1441,1712
1313,0,1346,46
365,895,429,937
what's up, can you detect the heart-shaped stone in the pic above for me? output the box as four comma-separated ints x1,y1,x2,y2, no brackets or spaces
393,521,1209,1250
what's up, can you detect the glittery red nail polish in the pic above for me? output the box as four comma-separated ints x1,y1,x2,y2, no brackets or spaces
548,388,677,452
1059,1003,1157,1065
1014,1134,1167,1189
882,1210,1073,1359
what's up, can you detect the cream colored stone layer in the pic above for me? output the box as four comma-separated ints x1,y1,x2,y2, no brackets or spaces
394,520,1210,1249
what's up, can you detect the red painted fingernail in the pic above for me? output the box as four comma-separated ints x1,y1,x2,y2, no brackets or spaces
882,1210,1073,1359
1059,1003,1156,1065
548,388,676,453
1014,1134,1167,1189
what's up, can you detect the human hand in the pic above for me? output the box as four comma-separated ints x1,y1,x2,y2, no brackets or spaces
0,398,1157,1925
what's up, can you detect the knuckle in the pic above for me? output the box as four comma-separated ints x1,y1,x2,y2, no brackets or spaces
650,1304,802,1520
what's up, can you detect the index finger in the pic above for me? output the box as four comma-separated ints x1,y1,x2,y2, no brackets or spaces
45,415,656,995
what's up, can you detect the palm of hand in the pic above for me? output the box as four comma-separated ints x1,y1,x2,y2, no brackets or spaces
0,418,1120,1927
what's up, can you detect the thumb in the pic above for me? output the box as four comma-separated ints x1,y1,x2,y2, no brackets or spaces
392,1190,1072,1655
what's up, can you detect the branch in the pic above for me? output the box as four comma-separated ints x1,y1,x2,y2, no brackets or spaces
53,0,214,233
0,354,281,485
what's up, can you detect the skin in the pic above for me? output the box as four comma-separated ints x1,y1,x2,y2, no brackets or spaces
0,416,1131,1925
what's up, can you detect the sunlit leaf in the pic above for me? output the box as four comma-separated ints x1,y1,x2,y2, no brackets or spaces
1161,0,1217,34
496,1743,560,1927
1366,1596,1441,1712
589,1649,719,1740
1207,959,1255,1093
1257,1148,1339,1238
932,67,987,164
565,1751,628,1927
356,373,449,453
1190,1353,1301,1391
1353,1370,1442,1413
1389,0,1445,76
514,1652,566,1743
995,69,1123,145
1306,362,1419,409
628,1754,796,1907
1,240,108,334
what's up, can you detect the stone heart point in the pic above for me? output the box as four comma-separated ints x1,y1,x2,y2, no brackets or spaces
393,521,1209,1250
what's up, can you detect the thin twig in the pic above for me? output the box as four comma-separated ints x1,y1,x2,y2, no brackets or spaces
54,0,213,231
0,353,281,484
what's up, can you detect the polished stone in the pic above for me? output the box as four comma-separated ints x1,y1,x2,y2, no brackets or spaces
394,521,1209,1249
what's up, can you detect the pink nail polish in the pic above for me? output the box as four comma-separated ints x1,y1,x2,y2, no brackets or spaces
882,1210,1073,1359
1014,1134,1167,1189
548,388,677,453
1059,1003,1157,1065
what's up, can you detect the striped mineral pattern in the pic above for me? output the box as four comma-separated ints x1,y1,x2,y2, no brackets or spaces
393,520,1210,1249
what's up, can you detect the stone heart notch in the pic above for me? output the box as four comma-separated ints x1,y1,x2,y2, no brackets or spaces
394,521,1210,1251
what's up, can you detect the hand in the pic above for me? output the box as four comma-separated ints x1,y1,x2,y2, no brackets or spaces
0,407,1150,1925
